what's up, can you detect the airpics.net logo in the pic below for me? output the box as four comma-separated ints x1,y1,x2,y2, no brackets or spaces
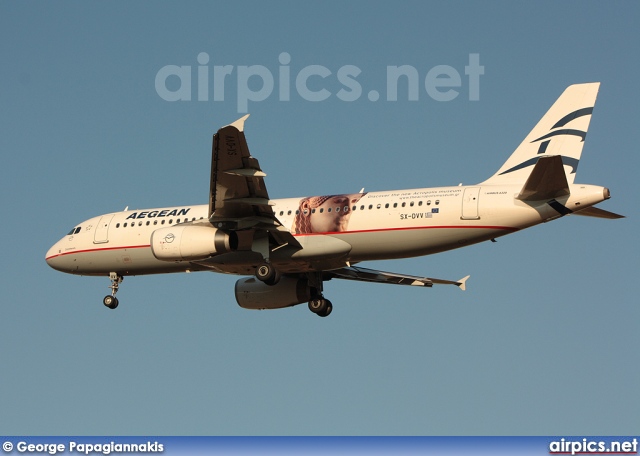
155,52,484,113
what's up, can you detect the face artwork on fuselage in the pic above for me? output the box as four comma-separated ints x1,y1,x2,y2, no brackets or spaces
291,193,366,234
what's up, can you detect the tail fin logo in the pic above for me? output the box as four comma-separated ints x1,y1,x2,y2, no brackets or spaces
499,107,593,176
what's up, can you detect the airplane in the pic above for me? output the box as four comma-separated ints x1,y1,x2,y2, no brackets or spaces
45,82,623,317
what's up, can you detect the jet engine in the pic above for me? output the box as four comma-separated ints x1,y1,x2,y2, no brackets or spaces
235,276,312,310
151,225,237,261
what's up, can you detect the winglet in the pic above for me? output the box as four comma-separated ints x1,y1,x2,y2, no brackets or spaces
227,114,250,132
456,275,470,291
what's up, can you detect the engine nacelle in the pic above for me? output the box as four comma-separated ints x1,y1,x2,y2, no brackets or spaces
151,225,237,261
235,277,312,310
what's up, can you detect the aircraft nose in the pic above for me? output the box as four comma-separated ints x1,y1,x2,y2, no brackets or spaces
45,242,67,272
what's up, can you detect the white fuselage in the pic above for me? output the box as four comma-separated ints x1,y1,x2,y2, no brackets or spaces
45,183,609,277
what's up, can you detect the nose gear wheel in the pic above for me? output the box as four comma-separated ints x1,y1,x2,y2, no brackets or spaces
103,272,123,309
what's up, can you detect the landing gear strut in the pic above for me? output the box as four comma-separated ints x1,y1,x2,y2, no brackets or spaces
103,272,123,309
306,271,332,317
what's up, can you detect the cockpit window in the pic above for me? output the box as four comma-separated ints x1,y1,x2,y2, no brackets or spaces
67,227,81,235
74,227,81,234
67,228,76,235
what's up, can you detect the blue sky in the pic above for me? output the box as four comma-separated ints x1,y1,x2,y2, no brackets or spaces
1,1,638,435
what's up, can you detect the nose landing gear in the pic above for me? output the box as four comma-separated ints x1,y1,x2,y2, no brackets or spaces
103,272,123,309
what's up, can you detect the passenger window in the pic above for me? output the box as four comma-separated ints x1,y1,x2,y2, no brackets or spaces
138,221,142,226
402,202,406,207
161,220,165,225
344,206,349,212
116,223,120,228
393,203,398,208
376,204,381,209
319,208,324,213
327,208,332,213
311,209,316,214
360,205,365,210
123,223,127,228
146,221,150,226
435,200,440,205
335,207,340,212
385,203,389,208
368,205,373,210
352,206,357,211
279,211,283,216
287,210,292,215
410,201,414,207
418,201,423,206
153,220,157,225
169,219,173,224
427,200,431,205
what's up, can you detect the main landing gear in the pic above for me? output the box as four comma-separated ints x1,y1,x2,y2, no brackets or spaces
306,271,332,318
103,272,123,309
253,233,280,286
255,265,335,318
308,297,333,318
255,261,280,286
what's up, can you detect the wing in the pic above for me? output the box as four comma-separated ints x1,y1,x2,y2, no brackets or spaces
328,266,469,291
208,115,301,248
209,115,271,222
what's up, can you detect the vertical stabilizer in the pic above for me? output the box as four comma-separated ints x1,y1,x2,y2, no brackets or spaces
481,83,600,185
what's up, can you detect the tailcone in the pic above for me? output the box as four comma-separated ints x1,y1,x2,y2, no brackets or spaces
565,184,610,211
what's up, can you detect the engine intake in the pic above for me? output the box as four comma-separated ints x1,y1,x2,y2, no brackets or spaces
151,225,237,261
235,277,312,310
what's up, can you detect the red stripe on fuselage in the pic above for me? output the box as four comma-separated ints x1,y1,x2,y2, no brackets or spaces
46,225,518,260
45,244,151,261
292,225,519,236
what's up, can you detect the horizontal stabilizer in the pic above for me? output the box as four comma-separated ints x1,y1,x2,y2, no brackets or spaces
516,155,569,201
571,206,625,219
